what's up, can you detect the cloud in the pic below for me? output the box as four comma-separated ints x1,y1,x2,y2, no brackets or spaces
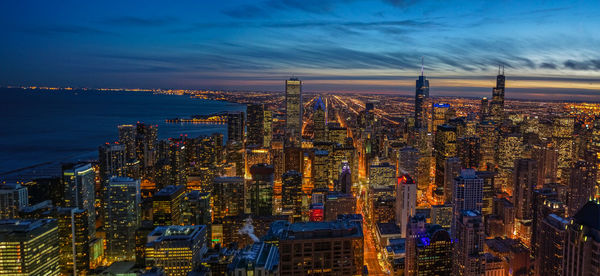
564,59,600,70
539,62,557,69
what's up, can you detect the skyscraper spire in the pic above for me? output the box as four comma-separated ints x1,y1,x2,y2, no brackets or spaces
421,56,424,76
502,65,504,75
498,65,501,75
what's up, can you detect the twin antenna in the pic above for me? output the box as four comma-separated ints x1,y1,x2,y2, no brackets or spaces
421,56,424,76
498,65,505,75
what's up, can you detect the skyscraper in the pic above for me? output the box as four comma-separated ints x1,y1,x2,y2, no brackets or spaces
414,59,430,130
212,177,245,221
246,103,265,147
145,225,207,275
285,78,302,145
563,200,600,276
435,124,458,200
56,208,90,275
282,170,303,222
535,214,568,276
269,219,364,275
452,169,483,236
396,174,416,238
226,111,245,144
135,122,158,168
567,160,597,216
313,96,328,142
62,163,96,239
454,210,485,276
104,177,141,262
0,183,28,219
0,219,60,275
405,216,453,276
98,142,126,181
513,159,538,220
248,164,274,216
489,66,505,123
118,124,136,160
152,185,185,226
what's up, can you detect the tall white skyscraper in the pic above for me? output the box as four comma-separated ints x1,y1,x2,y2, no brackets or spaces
62,163,96,239
451,168,483,237
396,174,417,238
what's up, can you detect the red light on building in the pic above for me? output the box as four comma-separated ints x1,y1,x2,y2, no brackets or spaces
309,204,324,222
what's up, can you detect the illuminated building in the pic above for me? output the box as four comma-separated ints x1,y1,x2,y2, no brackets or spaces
135,220,155,267
98,143,126,181
567,160,597,216
369,162,396,189
337,161,352,194
152,185,185,226
285,78,303,146
0,183,28,219
284,146,303,173
248,164,274,216
182,191,211,226
492,197,515,238
480,97,489,121
414,60,430,130
443,157,462,204
563,200,600,276
451,169,483,237
432,102,451,130
269,219,363,275
313,150,330,189
212,177,244,221
376,222,402,248
531,187,565,258
489,67,505,123
532,143,558,186
61,163,96,238
282,170,303,222
483,253,504,276
247,104,266,147
313,96,328,142
0,219,59,275
328,123,347,145
104,177,141,262
373,196,396,223
513,159,537,220
118,124,136,160
271,139,285,183
228,242,279,275
222,215,287,249
434,124,457,199
324,192,355,221
226,142,245,177
458,136,481,169
453,210,484,276
398,146,419,182
227,111,245,144
396,174,416,238
477,121,497,170
431,204,453,229
145,225,207,275
186,170,214,193
263,109,272,148
309,203,324,222
476,170,496,215
497,133,523,169
535,214,568,276
135,122,158,168
245,147,271,179
56,208,90,275
484,238,530,276
22,176,61,206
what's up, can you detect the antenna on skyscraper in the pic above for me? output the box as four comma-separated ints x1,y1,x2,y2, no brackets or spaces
421,56,424,76
498,65,501,75
502,65,505,75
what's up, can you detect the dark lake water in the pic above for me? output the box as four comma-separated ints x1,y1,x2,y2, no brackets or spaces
0,88,245,176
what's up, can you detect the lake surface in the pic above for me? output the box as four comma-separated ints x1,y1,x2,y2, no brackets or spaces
0,88,245,176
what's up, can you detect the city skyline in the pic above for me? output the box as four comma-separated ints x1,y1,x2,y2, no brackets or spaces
1,1,599,100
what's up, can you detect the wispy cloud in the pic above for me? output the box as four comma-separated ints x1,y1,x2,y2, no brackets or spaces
19,25,112,35
102,16,177,27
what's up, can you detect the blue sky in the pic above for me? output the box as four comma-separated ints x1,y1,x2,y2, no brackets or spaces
0,0,599,100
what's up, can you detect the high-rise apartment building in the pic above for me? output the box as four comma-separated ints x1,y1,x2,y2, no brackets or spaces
145,225,207,275
454,210,485,276
0,183,28,219
227,111,245,144
396,174,416,238
212,177,245,221
118,124,136,160
152,185,185,226
62,163,96,238
452,169,483,236
563,200,600,276
248,164,274,216
104,177,141,262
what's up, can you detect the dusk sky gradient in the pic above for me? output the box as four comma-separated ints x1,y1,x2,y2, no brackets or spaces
1,0,599,100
